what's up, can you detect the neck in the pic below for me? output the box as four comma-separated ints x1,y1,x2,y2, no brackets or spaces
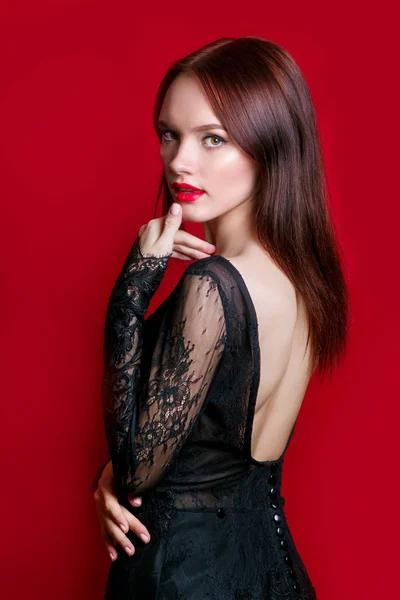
203,198,259,259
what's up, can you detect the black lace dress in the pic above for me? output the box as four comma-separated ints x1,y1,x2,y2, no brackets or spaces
98,234,317,599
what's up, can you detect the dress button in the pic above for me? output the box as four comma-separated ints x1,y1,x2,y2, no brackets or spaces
216,508,225,518
281,497,285,506
269,487,279,499
276,527,285,537
268,473,277,485
293,582,302,595
288,568,296,579
273,514,282,524
270,501,279,510
270,462,279,472
279,539,288,551
284,555,293,566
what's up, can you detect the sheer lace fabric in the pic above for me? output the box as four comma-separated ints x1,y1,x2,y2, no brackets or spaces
102,237,226,499
99,234,317,599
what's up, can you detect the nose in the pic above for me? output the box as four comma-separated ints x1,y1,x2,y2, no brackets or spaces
164,137,198,176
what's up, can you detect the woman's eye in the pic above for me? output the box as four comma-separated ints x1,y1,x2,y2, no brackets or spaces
159,130,226,149
160,130,176,142
203,135,226,148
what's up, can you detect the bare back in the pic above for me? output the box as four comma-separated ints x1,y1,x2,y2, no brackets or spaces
228,251,313,463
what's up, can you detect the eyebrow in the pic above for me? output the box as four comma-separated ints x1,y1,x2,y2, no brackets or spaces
157,119,227,132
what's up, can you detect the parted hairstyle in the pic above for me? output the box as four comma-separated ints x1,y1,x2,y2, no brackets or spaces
151,36,351,381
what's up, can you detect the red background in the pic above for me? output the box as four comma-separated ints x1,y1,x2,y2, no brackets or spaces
1,1,398,598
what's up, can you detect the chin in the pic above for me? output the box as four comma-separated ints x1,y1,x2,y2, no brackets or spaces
178,203,201,222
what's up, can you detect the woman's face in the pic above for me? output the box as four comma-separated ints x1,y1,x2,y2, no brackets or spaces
158,73,259,223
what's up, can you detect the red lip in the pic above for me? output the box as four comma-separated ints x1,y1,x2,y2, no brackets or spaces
172,182,204,192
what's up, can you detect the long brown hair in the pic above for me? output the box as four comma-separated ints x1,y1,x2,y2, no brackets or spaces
151,36,350,382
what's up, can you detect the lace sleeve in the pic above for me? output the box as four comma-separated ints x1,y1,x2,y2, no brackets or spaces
101,237,227,502
101,235,172,502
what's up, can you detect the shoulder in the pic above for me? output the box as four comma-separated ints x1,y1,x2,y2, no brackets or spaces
168,256,233,335
224,253,298,343
171,256,227,316
181,252,297,326
182,254,228,280
177,256,231,301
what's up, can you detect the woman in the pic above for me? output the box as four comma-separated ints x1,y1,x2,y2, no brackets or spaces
93,36,349,599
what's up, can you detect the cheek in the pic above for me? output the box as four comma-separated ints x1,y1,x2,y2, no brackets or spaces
208,150,257,196
160,146,168,166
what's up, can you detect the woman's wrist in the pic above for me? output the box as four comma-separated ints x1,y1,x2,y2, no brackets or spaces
99,458,114,484
92,457,112,493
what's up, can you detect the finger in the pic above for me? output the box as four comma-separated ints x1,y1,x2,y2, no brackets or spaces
100,521,119,562
173,244,215,260
128,496,142,507
96,490,152,547
94,485,130,535
95,483,150,549
159,203,182,242
120,506,151,544
173,230,216,255
172,250,193,260
103,516,136,557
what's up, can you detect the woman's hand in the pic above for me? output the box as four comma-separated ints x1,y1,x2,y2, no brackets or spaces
138,203,216,260
93,461,150,561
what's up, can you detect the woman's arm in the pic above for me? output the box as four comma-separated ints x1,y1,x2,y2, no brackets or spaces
96,211,220,556
102,233,173,502
102,234,227,502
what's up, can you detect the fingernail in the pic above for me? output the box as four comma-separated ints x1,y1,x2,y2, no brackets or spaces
119,523,127,532
140,533,149,543
109,552,115,561
125,546,133,556
132,498,141,506
170,203,179,215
